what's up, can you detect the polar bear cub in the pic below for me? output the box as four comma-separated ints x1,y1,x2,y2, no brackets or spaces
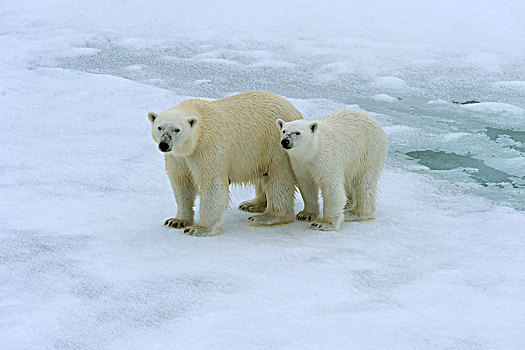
276,109,387,231
148,91,302,237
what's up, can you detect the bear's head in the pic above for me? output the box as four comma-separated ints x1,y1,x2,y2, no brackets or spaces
148,109,198,155
276,119,319,154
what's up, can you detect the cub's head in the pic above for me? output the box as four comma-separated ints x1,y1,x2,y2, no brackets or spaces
148,109,198,154
276,119,319,152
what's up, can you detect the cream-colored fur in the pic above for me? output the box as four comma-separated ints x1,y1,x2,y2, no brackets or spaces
148,91,302,236
276,109,387,231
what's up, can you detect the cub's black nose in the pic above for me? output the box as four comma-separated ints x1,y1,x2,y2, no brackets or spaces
159,142,170,152
281,139,291,149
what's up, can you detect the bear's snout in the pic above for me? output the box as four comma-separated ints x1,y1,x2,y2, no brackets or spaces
159,141,171,152
281,139,292,149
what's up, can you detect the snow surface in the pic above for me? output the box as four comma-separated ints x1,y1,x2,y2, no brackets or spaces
372,77,407,90
492,81,525,92
1,0,525,349
372,94,398,103
461,102,524,116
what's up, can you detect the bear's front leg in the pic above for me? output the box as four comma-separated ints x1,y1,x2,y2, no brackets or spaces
295,173,320,222
184,178,229,237
311,181,346,231
165,155,196,229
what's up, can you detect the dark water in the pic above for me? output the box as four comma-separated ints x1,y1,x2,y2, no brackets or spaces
406,150,523,188
485,127,525,153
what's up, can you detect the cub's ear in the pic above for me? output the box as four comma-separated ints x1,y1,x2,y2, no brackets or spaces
309,122,319,133
148,112,158,123
276,119,285,130
187,117,198,128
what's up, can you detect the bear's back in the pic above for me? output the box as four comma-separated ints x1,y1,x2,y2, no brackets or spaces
188,91,301,146
323,109,379,130
213,91,302,122
316,109,386,169
182,91,302,184
321,109,384,141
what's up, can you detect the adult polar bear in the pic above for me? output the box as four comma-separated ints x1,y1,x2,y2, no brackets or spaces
276,109,387,231
148,91,302,237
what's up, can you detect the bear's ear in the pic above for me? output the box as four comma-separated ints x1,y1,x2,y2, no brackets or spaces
276,119,285,130
148,112,158,123
187,117,198,128
309,122,318,133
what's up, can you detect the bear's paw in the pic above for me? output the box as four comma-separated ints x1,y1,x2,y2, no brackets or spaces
344,213,375,222
296,211,319,222
248,213,294,226
238,199,266,213
183,225,222,237
164,218,193,229
310,221,339,231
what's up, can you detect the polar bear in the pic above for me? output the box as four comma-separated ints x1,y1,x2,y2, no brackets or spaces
276,109,387,231
148,91,302,236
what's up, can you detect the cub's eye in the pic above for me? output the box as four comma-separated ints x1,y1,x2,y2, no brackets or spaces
296,132,301,135
157,126,162,131
282,130,286,134
174,128,180,133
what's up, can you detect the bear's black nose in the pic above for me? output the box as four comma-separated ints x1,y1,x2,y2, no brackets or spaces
281,139,291,149
159,142,170,152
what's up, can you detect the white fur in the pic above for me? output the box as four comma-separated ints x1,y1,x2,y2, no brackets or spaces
276,109,387,231
149,91,302,236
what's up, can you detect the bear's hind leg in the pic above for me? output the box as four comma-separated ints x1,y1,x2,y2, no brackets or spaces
238,181,267,213
343,182,355,213
345,173,378,222
248,168,295,226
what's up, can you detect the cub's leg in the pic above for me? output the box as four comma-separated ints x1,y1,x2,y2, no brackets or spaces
294,171,320,222
248,166,295,226
184,177,229,237
164,155,197,229
311,181,346,231
238,180,267,213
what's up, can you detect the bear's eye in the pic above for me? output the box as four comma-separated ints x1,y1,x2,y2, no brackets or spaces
282,130,286,134
174,128,180,133
157,126,162,131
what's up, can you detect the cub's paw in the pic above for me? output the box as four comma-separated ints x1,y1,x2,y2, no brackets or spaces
183,225,222,237
164,218,192,229
238,200,266,213
296,211,318,222
310,221,339,231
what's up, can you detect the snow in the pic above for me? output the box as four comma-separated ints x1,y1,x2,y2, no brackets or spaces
383,125,415,135
461,102,524,116
492,81,525,92
440,133,470,142
372,94,398,103
427,99,450,105
373,77,407,90
1,0,525,349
